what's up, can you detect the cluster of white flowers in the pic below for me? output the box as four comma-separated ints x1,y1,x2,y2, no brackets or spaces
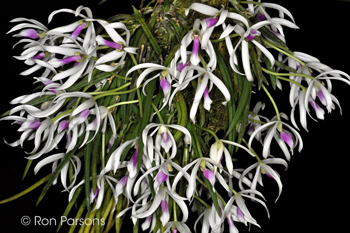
1,1,349,233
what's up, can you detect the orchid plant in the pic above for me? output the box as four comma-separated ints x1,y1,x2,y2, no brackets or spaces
0,0,349,233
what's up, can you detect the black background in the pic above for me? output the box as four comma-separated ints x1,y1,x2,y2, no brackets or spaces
0,0,349,232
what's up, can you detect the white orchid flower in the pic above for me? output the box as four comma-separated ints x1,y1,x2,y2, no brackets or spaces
238,158,288,202
226,189,269,229
247,102,268,142
46,5,97,50
253,1,296,42
248,115,303,161
94,22,138,72
131,187,188,227
220,17,298,81
34,152,81,191
185,3,249,50
162,221,192,233
68,174,118,211
178,18,217,70
7,17,48,39
169,65,230,123
126,64,175,112
141,123,191,163
304,70,350,120
171,157,232,201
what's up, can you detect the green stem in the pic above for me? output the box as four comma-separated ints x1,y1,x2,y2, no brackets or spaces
151,102,165,124
261,84,280,122
261,39,305,66
137,89,143,117
194,124,220,142
88,82,131,95
166,109,177,125
102,133,106,168
93,86,141,100
248,118,267,124
194,195,210,209
106,100,139,110
261,67,315,81
238,1,262,7
51,109,73,122
276,76,306,91
109,71,132,81
242,138,263,164
172,198,178,222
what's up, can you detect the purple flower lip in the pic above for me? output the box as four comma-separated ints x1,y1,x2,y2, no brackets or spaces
91,187,100,199
160,77,171,93
256,13,266,21
32,52,46,60
192,34,200,56
280,131,293,148
205,17,218,28
246,30,259,41
60,55,82,65
203,168,215,186
79,109,90,120
317,90,326,105
176,62,190,72
309,99,324,119
120,175,129,186
71,22,87,39
203,86,210,100
160,199,169,214
58,120,69,133
22,29,39,39
103,40,123,51
296,62,302,70
247,122,255,134
131,145,139,167
161,132,170,143
156,171,168,185
30,121,41,129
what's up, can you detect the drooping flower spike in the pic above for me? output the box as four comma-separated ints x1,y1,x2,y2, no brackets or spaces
303,70,350,120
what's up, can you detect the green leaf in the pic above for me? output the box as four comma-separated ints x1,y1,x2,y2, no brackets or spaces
137,78,157,170
56,186,83,232
215,49,237,153
84,133,94,213
203,176,221,217
22,159,33,180
0,174,50,204
173,92,188,142
226,78,251,136
133,6,161,55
